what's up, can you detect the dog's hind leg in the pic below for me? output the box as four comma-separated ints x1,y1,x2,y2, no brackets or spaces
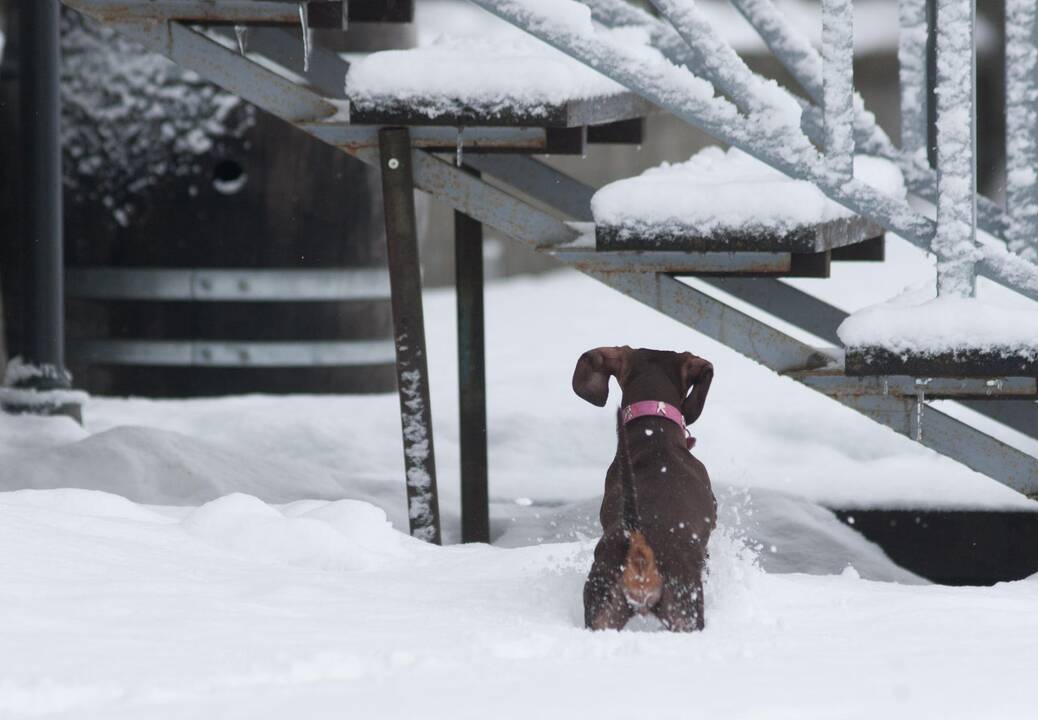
584,563,633,631
655,579,705,633
584,532,635,631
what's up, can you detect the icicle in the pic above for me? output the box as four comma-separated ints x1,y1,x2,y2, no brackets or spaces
299,2,312,73
234,25,248,56
456,127,464,168
914,378,930,442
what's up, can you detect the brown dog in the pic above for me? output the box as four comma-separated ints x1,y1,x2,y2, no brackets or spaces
573,347,716,632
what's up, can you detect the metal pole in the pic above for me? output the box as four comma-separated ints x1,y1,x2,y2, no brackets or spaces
454,181,489,544
378,127,441,545
822,0,854,179
9,0,79,419
1004,0,1038,261
933,0,978,298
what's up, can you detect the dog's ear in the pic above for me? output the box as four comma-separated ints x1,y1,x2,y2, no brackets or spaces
572,347,631,406
679,353,714,424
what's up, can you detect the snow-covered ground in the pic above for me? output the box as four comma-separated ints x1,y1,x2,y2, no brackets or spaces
3,253,1038,718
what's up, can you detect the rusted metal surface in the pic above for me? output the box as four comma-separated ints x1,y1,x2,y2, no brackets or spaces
299,124,583,154
379,127,442,545
66,1,412,26
89,17,338,124
790,370,1038,400
548,249,794,275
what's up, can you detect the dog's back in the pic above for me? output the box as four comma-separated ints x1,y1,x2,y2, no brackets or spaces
573,346,716,632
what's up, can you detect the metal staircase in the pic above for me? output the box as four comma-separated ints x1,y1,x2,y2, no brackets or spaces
50,0,1038,542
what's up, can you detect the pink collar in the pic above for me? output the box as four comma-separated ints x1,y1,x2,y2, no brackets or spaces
621,400,696,450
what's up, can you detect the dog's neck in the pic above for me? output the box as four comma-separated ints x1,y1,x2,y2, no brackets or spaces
620,400,695,450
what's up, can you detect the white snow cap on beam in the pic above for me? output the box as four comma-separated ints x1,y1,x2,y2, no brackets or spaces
346,33,631,119
838,283,1038,355
591,146,905,237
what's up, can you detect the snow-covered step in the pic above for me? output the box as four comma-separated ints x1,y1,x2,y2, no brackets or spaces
592,147,895,254
839,290,1038,379
345,34,654,128
788,368,1038,401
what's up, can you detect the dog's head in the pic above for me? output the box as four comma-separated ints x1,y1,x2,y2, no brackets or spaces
571,346,713,424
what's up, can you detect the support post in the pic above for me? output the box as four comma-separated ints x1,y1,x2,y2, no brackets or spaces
455,182,489,544
933,0,978,298
4,0,81,420
378,127,441,545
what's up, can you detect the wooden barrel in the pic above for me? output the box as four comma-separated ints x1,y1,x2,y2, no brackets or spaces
55,13,396,397
64,109,397,397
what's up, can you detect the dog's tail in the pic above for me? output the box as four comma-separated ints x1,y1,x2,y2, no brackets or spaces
616,409,663,613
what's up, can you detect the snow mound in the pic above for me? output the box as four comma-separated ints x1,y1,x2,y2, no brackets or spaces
0,426,348,506
0,488,169,524
591,147,906,238
838,283,1038,354
346,33,627,120
182,494,411,571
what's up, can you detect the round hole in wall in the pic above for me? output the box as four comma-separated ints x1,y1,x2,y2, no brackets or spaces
212,159,247,195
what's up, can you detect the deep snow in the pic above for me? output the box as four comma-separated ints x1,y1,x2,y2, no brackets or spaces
3,258,1038,718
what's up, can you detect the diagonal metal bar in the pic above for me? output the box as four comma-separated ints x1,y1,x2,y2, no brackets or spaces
461,155,595,221
72,12,339,123
588,271,1038,498
351,148,578,248
215,25,349,99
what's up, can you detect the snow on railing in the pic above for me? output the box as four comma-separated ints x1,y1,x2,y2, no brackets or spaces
897,0,928,160
468,1,934,243
933,0,979,298
730,0,1008,239
1005,0,1038,262
822,0,854,179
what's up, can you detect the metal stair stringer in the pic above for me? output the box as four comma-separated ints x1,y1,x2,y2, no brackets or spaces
582,270,1038,500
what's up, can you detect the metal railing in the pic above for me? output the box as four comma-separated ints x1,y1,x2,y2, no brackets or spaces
471,0,1038,303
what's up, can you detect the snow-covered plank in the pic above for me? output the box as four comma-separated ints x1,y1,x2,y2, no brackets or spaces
933,0,979,298
591,147,901,251
1005,0,1038,262
898,0,929,159
822,0,854,178
345,38,652,127
838,285,1038,376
